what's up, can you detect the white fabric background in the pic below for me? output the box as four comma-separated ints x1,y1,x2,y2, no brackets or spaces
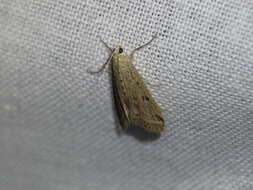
0,0,253,189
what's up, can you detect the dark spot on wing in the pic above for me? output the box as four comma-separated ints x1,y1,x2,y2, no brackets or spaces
142,96,150,101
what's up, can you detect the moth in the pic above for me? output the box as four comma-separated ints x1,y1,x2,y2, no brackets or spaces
89,36,165,133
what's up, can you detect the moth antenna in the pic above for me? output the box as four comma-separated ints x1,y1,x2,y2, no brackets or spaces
87,37,114,74
100,37,113,52
130,35,157,56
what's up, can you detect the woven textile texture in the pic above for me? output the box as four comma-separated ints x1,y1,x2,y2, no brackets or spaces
0,0,253,189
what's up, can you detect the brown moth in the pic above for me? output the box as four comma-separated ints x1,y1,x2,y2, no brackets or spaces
89,36,165,133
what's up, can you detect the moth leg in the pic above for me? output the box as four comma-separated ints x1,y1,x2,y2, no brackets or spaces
130,35,157,56
87,51,113,74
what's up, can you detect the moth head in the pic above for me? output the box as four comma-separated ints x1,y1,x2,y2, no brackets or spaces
113,46,124,54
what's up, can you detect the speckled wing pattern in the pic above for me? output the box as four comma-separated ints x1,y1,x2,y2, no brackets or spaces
111,51,165,133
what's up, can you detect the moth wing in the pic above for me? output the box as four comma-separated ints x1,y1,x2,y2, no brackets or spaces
118,58,165,133
111,55,131,129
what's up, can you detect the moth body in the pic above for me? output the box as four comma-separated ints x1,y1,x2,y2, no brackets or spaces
89,37,165,133
111,45,165,133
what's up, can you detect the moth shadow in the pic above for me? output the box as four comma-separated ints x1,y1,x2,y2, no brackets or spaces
124,124,161,142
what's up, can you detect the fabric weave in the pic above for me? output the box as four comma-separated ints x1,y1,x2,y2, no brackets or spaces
0,0,252,189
